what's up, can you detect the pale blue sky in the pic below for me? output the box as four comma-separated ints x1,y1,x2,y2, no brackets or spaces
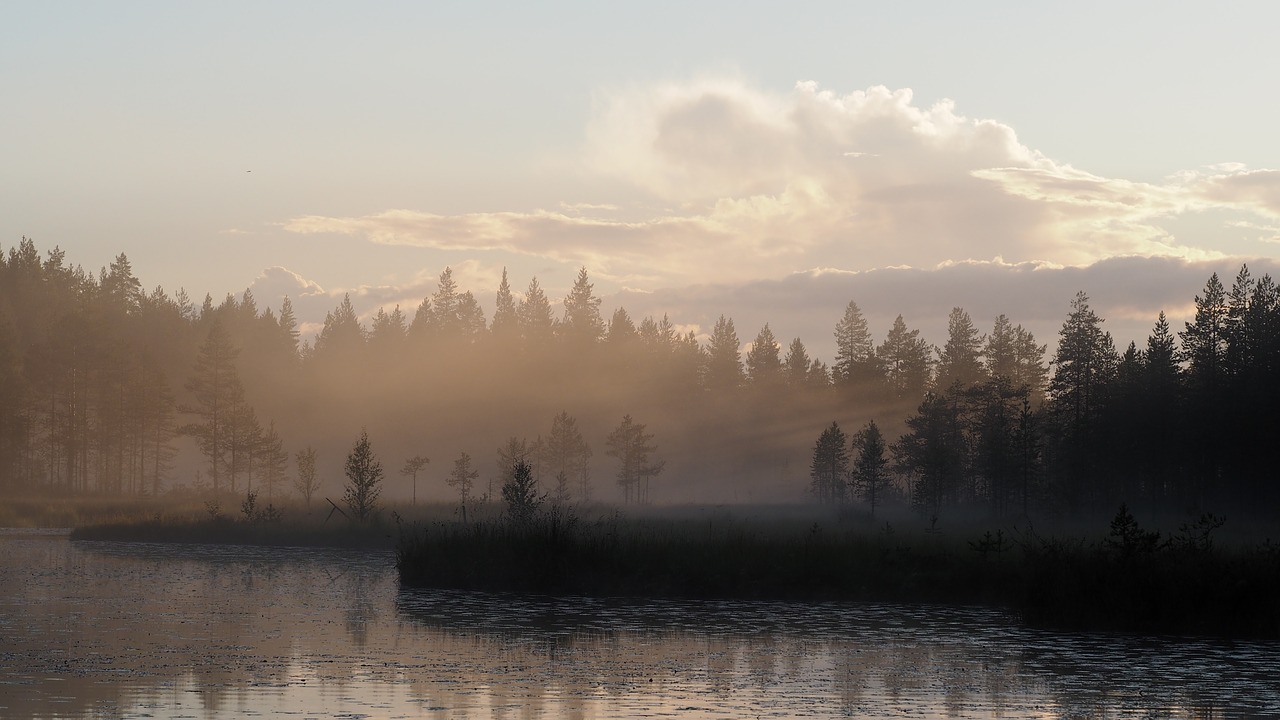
3,2,1279,350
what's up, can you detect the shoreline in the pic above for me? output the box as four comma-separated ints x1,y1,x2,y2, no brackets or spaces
61,507,1279,641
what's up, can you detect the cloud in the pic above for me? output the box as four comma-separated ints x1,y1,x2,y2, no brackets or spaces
282,78,1279,291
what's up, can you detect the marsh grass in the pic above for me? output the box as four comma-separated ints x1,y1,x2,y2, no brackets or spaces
0,494,209,529
397,506,1280,638
396,510,1022,602
63,496,472,548
48,494,1280,638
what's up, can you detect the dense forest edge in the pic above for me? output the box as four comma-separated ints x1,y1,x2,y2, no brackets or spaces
4,236,1280,637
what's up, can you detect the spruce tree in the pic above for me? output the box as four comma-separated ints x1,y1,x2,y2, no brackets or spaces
343,430,383,522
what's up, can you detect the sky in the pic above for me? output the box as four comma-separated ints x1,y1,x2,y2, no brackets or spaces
4,2,1280,357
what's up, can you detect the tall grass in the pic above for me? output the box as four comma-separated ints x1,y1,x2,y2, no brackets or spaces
397,506,1280,638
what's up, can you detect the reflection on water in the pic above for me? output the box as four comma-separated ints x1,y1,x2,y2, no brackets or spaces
0,530,1276,719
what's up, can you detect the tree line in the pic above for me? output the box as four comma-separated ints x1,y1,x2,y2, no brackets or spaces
812,270,1280,520
1,237,1276,518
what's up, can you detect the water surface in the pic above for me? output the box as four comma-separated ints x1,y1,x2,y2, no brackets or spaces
1,530,1276,718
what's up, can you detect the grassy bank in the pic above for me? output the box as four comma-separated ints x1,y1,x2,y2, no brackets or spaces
48,493,1280,639
69,514,401,549
396,506,1280,639
64,497,476,549
0,494,208,529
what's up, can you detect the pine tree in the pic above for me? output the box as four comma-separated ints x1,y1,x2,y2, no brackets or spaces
496,436,530,490
369,305,408,356
561,266,605,346
518,277,556,349
605,414,664,504
490,268,520,344
543,411,591,503
181,320,245,494
744,323,782,386
400,455,430,506
833,300,877,390
293,446,320,506
314,294,365,360
429,266,461,340
606,307,638,346
447,451,479,520
809,422,849,504
879,315,933,402
456,291,487,342
893,392,964,517
935,307,986,392
1180,273,1228,394
704,315,743,393
1048,291,1118,510
984,315,1048,402
259,420,289,503
783,337,811,388
851,420,891,516
1050,292,1117,428
277,296,301,357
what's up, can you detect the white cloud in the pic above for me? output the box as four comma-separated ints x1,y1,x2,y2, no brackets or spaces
282,79,1279,289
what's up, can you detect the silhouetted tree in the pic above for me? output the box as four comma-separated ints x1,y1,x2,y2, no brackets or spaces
518,277,556,349
894,392,964,517
833,300,880,393
935,307,986,391
400,455,430,506
879,315,933,403
604,414,665,504
258,420,288,503
490,268,520,345
541,411,591,503
606,307,637,346
447,451,479,521
561,266,605,346
1049,291,1118,510
984,315,1048,404
704,315,744,393
745,323,783,388
783,337,812,388
501,460,543,525
496,436,530,480
181,321,244,494
851,420,890,516
314,294,364,360
368,305,408,357
809,422,849,504
343,430,383,522
293,445,320,506
1011,397,1042,517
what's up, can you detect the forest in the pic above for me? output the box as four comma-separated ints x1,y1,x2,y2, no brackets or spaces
1,236,1278,524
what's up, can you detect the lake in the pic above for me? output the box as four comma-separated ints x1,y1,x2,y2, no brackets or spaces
1,529,1276,718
